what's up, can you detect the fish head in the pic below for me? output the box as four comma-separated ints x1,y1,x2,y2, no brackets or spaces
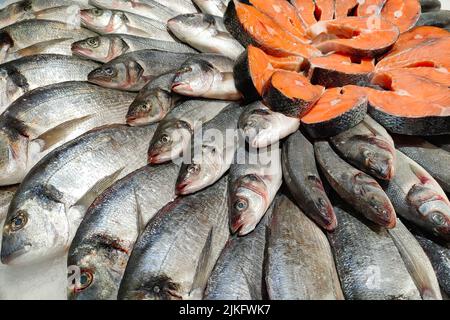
305,175,337,231
176,144,223,195
80,8,122,32
172,60,216,96
148,122,191,164
408,184,450,241
127,89,172,126
88,60,143,90
0,68,27,111
360,143,395,180
1,184,67,265
0,1,35,28
167,13,216,39
120,275,183,300
72,36,128,63
0,128,28,185
229,174,268,236
68,235,130,300
239,107,275,148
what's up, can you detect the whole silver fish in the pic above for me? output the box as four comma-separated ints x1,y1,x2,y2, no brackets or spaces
314,140,397,228
118,176,230,300
0,54,100,115
89,0,177,22
1,124,157,266
204,200,273,300
80,8,173,40
384,151,450,242
239,101,300,149
229,146,282,236
328,206,421,300
167,13,244,60
68,162,180,300
330,116,396,181
0,0,92,29
0,81,135,186
193,0,229,16
148,99,229,163
388,220,442,300
394,135,450,193
265,195,344,300
0,20,96,62
0,186,17,221
71,34,197,63
126,72,182,126
172,54,242,100
282,131,337,231
176,104,242,195
415,235,450,297
87,49,194,91
90,0,198,15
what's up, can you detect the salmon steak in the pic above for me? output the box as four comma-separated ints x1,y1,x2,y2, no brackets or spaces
224,0,450,136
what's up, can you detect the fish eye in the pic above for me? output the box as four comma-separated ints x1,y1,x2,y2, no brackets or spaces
159,134,171,144
188,164,200,174
431,213,447,226
179,67,192,74
77,270,94,291
9,210,28,232
234,199,248,212
92,8,103,16
138,103,150,111
103,67,115,76
87,38,100,48
247,174,258,182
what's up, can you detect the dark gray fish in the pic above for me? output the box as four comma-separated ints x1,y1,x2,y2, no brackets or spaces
204,200,273,300
394,135,450,193
416,10,450,31
118,176,230,300
68,163,180,300
265,195,344,300
314,140,397,228
384,151,450,242
330,116,396,181
282,131,336,231
328,206,421,300
415,234,450,297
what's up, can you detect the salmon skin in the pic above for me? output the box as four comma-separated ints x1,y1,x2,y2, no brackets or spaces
302,85,368,138
416,10,450,31
309,53,375,88
233,45,304,102
308,16,400,57
263,70,324,118
224,0,321,58
419,0,441,12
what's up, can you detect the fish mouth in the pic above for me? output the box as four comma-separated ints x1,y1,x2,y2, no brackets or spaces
87,70,112,84
230,214,256,236
148,150,171,164
175,181,190,195
1,243,32,265
126,114,151,127
171,82,192,93
71,43,92,57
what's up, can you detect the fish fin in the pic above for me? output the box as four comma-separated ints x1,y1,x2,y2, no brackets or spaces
12,38,72,57
190,227,214,295
134,188,146,234
32,115,94,152
240,266,260,300
72,167,124,211
214,31,235,41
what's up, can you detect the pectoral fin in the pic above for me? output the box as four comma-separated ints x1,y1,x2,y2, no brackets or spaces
190,227,214,295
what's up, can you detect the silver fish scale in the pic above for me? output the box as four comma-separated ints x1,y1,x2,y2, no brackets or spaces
118,176,229,300
328,207,421,300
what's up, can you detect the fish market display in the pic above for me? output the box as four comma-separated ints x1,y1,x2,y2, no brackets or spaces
0,0,449,301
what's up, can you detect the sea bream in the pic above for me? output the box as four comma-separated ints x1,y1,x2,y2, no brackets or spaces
176,104,243,195
204,199,273,300
71,34,197,63
80,8,174,40
148,99,229,164
1,124,157,265
87,50,195,91
0,81,136,186
0,54,100,115
228,146,282,236
0,20,96,62
384,151,450,242
265,195,344,300
172,54,242,100
328,206,421,300
118,176,230,300
68,162,180,300
282,131,337,231
167,13,244,60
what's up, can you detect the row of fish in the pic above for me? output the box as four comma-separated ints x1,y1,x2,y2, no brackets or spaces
0,0,449,300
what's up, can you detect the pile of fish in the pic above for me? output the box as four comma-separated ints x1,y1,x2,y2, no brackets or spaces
0,0,449,300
